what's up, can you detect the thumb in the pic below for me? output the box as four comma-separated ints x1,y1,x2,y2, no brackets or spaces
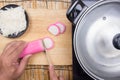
17,55,31,75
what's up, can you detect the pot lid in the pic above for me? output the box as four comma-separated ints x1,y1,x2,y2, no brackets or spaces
74,0,120,79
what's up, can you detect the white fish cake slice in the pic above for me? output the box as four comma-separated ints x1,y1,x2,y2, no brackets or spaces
43,37,54,50
55,22,66,34
48,24,60,36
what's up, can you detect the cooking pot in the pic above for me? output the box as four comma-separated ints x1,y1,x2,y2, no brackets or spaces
67,0,120,80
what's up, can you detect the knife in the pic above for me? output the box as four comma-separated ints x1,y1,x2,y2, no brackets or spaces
42,40,58,79
42,40,53,65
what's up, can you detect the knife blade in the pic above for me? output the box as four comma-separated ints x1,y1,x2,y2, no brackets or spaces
42,40,53,65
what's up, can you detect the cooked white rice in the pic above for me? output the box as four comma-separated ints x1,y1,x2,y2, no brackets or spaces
0,6,27,37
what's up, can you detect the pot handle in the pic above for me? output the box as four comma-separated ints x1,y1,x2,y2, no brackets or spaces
66,0,87,25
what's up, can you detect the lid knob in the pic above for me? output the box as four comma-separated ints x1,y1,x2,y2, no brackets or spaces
113,33,120,50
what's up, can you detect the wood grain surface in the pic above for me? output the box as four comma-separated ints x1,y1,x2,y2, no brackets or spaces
0,9,72,65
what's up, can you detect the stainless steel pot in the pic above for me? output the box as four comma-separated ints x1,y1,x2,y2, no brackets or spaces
67,0,120,80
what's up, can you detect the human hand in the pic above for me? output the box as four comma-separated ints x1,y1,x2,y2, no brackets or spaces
0,41,31,80
49,64,64,80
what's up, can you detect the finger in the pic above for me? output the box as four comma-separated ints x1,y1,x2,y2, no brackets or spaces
3,41,23,56
6,41,26,59
16,55,31,75
59,76,64,80
2,41,17,55
8,41,27,57
49,64,58,80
